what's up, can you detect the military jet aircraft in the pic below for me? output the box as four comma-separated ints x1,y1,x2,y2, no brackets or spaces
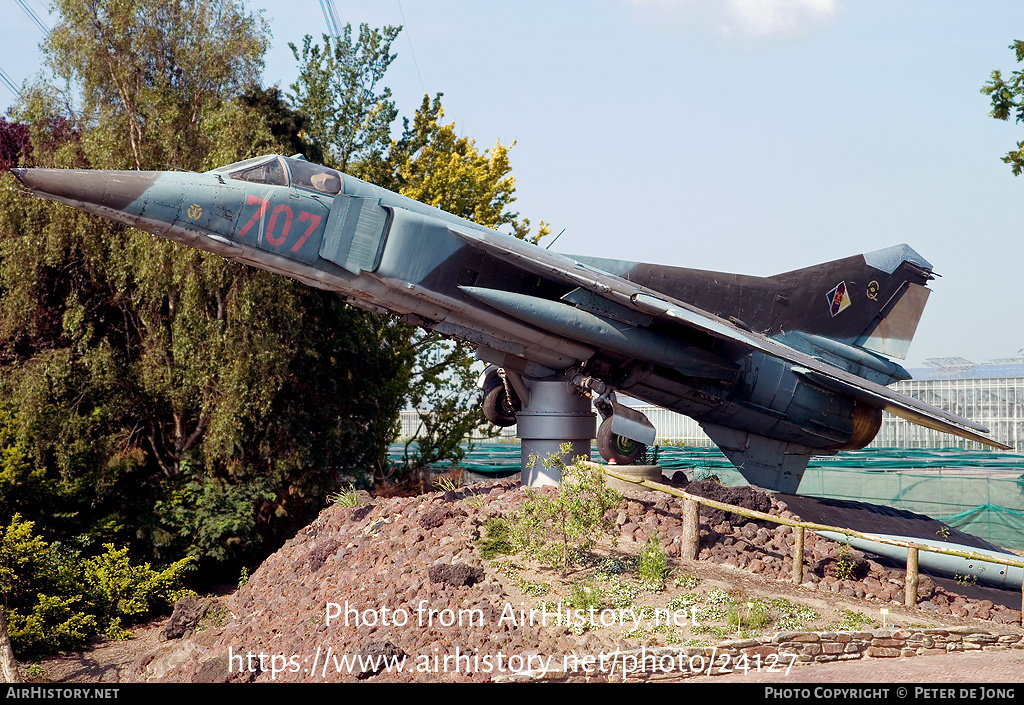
10,154,1010,492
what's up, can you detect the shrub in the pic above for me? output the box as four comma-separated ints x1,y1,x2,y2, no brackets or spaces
0,514,194,657
513,448,623,575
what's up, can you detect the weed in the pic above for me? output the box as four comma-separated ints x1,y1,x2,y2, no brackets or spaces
603,577,641,609
638,533,669,590
828,609,877,631
329,485,361,507
25,663,44,678
597,556,636,576
667,592,701,613
673,572,701,590
566,580,603,612
477,517,516,559
835,544,855,581
434,476,459,493
936,525,950,540
515,577,550,597
769,598,820,631
198,601,229,631
514,447,623,575
954,573,978,587
237,566,249,589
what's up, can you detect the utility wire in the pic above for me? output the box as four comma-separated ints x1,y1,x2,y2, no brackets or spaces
317,0,341,39
0,66,21,97
396,0,426,95
16,0,49,33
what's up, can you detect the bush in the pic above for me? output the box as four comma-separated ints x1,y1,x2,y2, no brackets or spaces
512,448,623,575
0,514,194,658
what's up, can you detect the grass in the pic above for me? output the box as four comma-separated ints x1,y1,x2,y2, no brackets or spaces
329,484,361,507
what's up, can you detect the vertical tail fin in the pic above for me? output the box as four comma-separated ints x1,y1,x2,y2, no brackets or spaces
765,243,935,361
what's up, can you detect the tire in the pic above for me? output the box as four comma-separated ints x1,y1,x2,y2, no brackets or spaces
482,384,520,427
597,417,645,464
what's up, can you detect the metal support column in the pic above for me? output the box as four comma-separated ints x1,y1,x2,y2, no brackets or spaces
515,377,596,486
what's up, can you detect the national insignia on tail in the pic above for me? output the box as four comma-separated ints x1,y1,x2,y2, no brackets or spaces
827,281,851,317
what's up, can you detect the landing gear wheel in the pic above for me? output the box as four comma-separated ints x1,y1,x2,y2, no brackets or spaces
482,385,520,427
597,417,645,465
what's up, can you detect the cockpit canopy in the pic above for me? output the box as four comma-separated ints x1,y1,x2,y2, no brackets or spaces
210,155,342,195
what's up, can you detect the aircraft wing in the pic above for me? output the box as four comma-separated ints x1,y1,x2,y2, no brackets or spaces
447,226,1010,451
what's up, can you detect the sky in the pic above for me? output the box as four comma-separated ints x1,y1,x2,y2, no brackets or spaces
2,0,1023,371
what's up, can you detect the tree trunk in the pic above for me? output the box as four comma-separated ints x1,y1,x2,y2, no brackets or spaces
0,609,22,683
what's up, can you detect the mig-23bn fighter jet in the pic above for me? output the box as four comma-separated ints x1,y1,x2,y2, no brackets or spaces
10,154,1010,493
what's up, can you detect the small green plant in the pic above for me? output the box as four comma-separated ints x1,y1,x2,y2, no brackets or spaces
566,580,603,613
603,577,641,609
238,566,249,589
638,533,669,590
329,484,361,507
832,609,875,630
514,447,623,575
434,476,459,493
770,598,820,631
954,573,978,587
515,577,550,597
673,572,701,590
936,525,950,540
667,592,701,613
25,663,44,678
477,517,516,560
835,544,855,581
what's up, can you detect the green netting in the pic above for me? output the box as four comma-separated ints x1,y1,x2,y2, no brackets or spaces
388,443,1024,550
936,504,1024,551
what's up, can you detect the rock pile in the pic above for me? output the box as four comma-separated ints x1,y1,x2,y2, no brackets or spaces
128,478,1023,683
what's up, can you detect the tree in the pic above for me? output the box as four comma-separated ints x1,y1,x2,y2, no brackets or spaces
288,26,400,176
288,31,550,479
982,40,1024,174
0,2,414,571
389,95,551,471
44,0,268,171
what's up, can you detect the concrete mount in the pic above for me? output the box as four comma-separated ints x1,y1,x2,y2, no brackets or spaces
515,377,596,486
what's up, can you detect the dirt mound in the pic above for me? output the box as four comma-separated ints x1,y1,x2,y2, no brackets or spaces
65,479,1021,683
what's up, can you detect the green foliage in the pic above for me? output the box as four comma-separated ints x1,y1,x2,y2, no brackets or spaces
237,567,249,589
955,572,978,587
835,544,855,581
329,485,361,508
0,514,193,658
477,517,516,560
512,449,623,575
673,572,701,590
0,3,421,566
288,26,400,176
565,580,604,612
982,40,1024,175
831,609,875,630
638,533,669,590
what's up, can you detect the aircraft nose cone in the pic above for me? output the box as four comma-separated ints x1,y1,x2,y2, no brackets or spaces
11,168,159,210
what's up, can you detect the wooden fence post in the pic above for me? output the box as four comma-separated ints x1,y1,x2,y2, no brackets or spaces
905,547,920,608
792,526,804,585
681,498,700,560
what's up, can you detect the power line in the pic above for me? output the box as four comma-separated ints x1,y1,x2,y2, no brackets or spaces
0,65,21,97
396,0,426,95
317,0,341,39
15,0,49,34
